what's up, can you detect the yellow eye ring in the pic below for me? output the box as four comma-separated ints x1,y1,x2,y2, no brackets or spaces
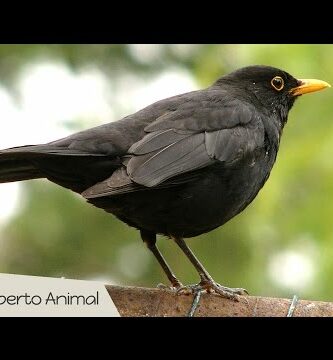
271,76,284,91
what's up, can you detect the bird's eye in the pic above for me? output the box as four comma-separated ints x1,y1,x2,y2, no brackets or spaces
271,76,284,91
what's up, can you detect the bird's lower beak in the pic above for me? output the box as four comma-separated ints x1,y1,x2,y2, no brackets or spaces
290,79,331,96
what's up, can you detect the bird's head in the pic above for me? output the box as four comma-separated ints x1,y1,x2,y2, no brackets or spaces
215,65,330,121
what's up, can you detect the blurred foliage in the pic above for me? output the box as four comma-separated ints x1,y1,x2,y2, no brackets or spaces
0,44,332,301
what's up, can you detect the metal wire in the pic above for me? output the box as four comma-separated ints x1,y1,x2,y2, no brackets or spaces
287,295,299,317
187,291,202,317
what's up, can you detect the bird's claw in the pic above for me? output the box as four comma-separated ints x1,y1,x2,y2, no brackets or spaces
209,284,248,301
177,281,248,301
157,281,183,291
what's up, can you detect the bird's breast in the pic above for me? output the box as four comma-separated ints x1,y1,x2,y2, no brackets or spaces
167,148,277,237
99,147,277,238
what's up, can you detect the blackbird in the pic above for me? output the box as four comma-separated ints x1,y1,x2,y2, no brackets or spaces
0,65,330,299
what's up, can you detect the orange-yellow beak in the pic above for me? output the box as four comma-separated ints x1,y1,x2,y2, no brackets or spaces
290,79,331,96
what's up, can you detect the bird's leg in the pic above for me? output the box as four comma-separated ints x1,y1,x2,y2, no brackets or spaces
141,230,183,290
173,236,248,301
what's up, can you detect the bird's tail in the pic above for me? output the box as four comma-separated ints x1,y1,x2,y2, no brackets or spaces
0,144,121,193
0,160,43,183
0,145,47,183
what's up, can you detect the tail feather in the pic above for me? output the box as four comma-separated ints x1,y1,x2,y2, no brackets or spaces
0,159,44,183
0,145,55,183
0,144,121,193
0,144,105,158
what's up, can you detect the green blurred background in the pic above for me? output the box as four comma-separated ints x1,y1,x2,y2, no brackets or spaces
0,44,332,301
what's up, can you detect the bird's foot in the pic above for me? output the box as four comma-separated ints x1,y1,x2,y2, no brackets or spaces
157,280,184,292
177,280,248,301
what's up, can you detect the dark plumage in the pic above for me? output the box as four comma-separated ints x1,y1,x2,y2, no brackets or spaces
0,65,329,299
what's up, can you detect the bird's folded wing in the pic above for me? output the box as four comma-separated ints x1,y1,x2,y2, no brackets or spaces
127,131,212,187
127,126,264,187
82,107,264,199
125,101,264,187
205,126,264,163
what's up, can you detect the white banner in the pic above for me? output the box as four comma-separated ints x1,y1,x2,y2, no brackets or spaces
0,273,120,317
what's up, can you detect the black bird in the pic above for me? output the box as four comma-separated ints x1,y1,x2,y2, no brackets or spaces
0,65,330,299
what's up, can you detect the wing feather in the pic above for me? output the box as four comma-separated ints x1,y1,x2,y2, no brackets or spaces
82,101,265,199
128,133,212,187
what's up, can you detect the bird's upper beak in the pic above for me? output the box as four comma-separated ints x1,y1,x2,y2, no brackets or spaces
290,79,331,96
